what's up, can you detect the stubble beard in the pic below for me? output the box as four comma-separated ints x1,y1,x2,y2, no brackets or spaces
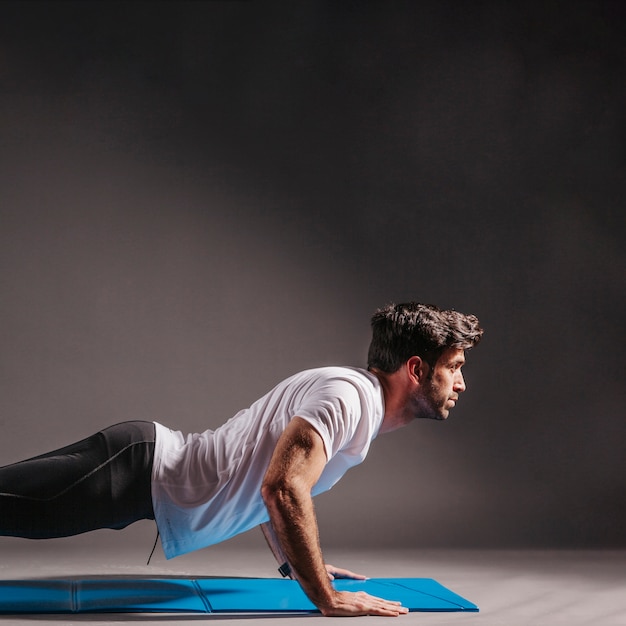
412,379,449,421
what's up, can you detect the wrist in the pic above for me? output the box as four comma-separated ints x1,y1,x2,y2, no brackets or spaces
300,576,337,610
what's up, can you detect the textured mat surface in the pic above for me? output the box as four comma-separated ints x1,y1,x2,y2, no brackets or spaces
0,577,478,613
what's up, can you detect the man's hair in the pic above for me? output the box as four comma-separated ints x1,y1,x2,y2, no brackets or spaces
367,302,483,373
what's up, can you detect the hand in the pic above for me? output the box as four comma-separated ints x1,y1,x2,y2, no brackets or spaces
325,563,367,581
319,590,408,617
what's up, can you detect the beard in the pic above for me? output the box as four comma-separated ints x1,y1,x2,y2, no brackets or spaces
411,377,450,421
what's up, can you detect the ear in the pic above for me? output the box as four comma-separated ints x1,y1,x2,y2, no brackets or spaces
407,355,429,385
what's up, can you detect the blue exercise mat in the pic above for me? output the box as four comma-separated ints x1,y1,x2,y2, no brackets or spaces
0,577,479,613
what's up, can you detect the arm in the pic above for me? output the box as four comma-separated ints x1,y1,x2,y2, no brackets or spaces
261,417,407,617
261,520,366,581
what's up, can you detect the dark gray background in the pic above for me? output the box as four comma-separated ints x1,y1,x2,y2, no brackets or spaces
0,1,624,550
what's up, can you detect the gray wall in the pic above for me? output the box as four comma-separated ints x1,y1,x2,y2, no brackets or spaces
1,1,624,550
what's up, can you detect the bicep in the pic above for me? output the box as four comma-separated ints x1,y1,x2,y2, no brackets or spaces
263,417,327,493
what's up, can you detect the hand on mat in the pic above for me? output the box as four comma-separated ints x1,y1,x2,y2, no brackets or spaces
320,590,409,617
325,563,367,581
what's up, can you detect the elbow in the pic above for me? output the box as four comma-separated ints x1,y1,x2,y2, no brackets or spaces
261,478,287,508
260,480,276,507
261,478,303,513
261,477,282,510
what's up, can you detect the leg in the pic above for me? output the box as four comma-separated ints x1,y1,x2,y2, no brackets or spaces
0,421,155,539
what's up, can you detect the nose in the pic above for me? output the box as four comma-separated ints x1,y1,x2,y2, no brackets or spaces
454,370,466,393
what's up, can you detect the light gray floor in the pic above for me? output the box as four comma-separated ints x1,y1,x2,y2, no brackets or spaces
0,527,623,625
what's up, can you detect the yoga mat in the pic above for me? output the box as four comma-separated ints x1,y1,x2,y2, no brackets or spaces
0,577,479,613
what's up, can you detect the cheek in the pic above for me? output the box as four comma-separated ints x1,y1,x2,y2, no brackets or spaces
435,372,454,393
433,369,447,383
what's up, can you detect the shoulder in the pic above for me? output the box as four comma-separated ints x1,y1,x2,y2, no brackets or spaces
291,367,381,417
295,366,379,391
315,367,380,402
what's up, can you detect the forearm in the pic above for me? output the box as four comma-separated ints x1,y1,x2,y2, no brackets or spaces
262,485,334,609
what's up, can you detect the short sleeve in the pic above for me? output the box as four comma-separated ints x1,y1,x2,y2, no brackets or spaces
292,377,362,461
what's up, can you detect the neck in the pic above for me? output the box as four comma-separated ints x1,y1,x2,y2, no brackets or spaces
370,368,415,434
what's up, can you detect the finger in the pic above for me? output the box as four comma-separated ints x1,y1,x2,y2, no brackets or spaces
368,597,408,616
322,591,408,617
328,566,368,580
359,593,408,616
369,604,409,617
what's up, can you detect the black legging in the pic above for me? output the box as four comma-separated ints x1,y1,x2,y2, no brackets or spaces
0,421,155,539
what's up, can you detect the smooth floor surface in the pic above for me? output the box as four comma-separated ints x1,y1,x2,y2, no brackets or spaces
0,531,623,625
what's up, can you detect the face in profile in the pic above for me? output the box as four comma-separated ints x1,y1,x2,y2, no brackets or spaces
413,348,467,420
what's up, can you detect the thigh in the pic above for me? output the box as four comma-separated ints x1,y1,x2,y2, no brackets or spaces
100,420,156,519
0,429,111,499
0,421,155,538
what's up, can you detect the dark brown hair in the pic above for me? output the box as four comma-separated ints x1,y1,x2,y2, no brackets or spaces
367,302,483,373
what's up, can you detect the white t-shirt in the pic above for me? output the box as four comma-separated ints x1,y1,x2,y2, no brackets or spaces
151,367,384,559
